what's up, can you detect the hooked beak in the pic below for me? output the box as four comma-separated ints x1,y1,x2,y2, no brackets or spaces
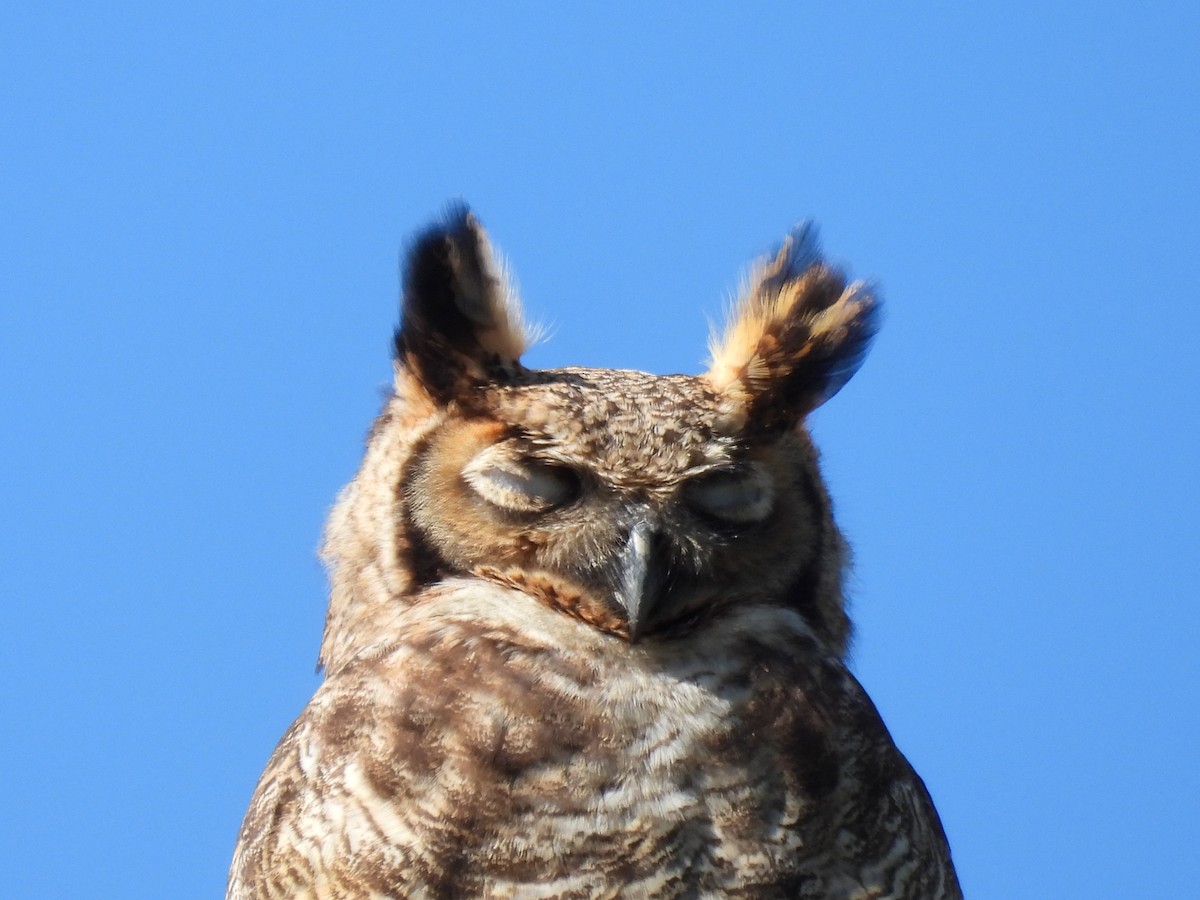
614,522,664,640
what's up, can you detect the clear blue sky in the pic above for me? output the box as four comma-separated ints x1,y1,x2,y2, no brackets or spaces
3,4,1197,897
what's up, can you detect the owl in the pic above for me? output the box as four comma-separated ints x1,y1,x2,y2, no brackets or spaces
228,206,961,899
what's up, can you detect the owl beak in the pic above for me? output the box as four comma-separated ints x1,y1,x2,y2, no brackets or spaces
615,521,664,641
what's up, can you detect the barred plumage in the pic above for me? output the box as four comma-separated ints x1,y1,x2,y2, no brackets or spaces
229,207,961,899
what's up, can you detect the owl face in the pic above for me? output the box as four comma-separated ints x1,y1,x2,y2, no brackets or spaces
405,367,828,642
318,206,878,673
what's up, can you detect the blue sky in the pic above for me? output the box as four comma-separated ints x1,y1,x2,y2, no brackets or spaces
3,3,1197,897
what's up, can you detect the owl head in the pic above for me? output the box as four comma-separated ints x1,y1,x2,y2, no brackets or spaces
318,206,879,675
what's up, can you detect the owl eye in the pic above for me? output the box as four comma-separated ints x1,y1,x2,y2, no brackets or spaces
463,454,580,514
685,464,774,526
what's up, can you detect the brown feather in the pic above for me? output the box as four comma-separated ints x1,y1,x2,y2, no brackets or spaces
229,208,960,900
706,226,880,430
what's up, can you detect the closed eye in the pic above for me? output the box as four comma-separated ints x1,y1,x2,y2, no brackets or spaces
463,453,580,514
684,464,774,526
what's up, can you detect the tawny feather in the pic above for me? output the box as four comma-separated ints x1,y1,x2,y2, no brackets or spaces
706,225,880,428
394,205,533,400
229,207,960,900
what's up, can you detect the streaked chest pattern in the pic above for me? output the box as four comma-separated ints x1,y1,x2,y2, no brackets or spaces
279,586,877,898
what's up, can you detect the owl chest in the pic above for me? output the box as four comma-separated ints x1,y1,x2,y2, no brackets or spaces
474,676,814,891
319,632,838,894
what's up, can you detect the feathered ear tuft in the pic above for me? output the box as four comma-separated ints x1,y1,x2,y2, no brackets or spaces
704,224,880,430
394,204,531,403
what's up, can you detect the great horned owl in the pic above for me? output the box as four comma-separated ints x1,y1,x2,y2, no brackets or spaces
228,206,961,899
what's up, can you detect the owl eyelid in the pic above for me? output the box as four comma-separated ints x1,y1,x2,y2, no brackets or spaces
463,453,581,514
684,464,774,525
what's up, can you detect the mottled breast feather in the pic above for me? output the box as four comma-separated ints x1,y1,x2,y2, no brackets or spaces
228,207,961,899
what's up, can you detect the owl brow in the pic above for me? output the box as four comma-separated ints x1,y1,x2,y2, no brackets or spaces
488,430,581,470
477,421,538,448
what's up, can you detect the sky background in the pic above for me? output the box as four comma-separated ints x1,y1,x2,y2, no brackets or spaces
3,3,1198,897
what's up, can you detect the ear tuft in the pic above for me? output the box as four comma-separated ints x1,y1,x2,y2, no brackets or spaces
395,204,531,402
705,224,880,429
